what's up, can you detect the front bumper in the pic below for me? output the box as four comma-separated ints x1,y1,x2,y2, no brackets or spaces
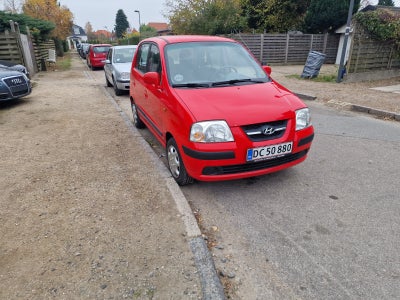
181,126,314,181
116,79,130,91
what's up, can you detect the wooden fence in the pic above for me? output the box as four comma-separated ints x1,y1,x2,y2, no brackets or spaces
0,31,23,63
227,33,340,65
0,29,55,74
348,24,400,74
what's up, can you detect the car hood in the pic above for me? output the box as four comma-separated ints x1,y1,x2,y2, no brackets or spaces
0,68,27,77
172,82,305,125
112,62,132,73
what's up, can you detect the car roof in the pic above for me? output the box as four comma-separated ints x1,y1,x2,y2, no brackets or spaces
143,35,236,45
91,44,112,47
112,45,137,49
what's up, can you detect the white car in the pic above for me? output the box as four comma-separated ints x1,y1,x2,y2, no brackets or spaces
103,45,137,95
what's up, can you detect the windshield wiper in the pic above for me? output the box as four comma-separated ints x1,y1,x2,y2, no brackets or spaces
172,82,210,88
211,79,265,86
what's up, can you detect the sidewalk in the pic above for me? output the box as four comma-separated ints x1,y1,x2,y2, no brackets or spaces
270,64,400,121
0,53,223,299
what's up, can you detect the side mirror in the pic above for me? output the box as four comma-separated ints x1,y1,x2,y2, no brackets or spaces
103,59,111,64
263,66,272,76
143,72,160,86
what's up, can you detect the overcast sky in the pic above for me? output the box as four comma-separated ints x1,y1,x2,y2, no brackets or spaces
1,0,400,32
60,0,399,32
57,0,168,31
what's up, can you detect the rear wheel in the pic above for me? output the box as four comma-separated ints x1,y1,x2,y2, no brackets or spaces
166,138,193,186
131,101,145,129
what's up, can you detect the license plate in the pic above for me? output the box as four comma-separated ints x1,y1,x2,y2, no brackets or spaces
246,142,293,161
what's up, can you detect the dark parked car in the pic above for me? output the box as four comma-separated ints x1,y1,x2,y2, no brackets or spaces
0,68,31,101
0,60,30,78
78,43,90,59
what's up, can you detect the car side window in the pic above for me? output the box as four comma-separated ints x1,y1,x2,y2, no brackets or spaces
107,49,112,61
136,43,150,73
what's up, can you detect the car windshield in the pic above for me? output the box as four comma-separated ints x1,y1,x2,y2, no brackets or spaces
113,47,136,63
165,42,269,87
93,46,110,53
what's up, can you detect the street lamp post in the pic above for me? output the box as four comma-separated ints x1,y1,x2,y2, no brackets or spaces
134,10,141,42
336,0,355,83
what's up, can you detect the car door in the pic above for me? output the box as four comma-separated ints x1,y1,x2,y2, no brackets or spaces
131,43,151,126
132,42,167,142
145,44,166,139
104,48,113,83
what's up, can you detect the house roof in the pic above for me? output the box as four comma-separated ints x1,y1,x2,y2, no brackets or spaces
361,5,400,14
147,22,170,32
71,24,86,36
94,30,112,38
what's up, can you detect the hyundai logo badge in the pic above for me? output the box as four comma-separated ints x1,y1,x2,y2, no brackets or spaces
263,126,275,135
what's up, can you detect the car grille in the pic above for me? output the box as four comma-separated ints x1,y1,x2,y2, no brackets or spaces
2,75,30,96
202,150,308,175
241,120,288,141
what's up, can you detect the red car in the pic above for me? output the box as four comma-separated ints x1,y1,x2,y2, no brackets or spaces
86,44,111,70
130,35,314,185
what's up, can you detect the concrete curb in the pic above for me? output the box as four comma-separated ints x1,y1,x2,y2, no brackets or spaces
296,93,400,122
100,85,225,300
350,104,400,121
295,93,317,101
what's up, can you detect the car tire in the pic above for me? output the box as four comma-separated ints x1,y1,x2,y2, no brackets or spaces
113,78,123,96
105,74,112,87
166,138,193,186
131,101,145,129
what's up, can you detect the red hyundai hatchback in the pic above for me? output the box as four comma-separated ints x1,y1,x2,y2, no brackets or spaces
86,44,111,70
130,35,314,185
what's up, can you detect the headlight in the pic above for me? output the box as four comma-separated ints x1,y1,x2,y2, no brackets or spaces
120,72,130,80
190,120,234,143
296,108,311,131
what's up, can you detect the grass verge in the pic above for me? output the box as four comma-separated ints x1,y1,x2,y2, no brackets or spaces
57,52,72,71
286,74,337,83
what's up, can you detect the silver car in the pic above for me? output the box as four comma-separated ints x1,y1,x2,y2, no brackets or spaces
104,45,137,95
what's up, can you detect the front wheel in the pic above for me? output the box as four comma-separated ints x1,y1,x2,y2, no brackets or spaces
166,138,193,186
113,78,123,96
105,74,112,87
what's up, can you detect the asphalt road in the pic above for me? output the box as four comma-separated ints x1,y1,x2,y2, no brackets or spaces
91,68,400,299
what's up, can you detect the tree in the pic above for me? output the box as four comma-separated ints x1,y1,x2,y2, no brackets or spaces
165,0,246,35
22,0,73,39
303,0,360,33
241,0,310,33
115,9,129,38
139,24,158,39
378,0,395,6
0,10,55,39
3,0,23,13
84,22,96,41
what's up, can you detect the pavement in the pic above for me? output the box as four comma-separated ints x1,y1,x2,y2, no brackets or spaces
3,52,398,299
270,64,400,121
370,84,400,94
93,61,399,298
